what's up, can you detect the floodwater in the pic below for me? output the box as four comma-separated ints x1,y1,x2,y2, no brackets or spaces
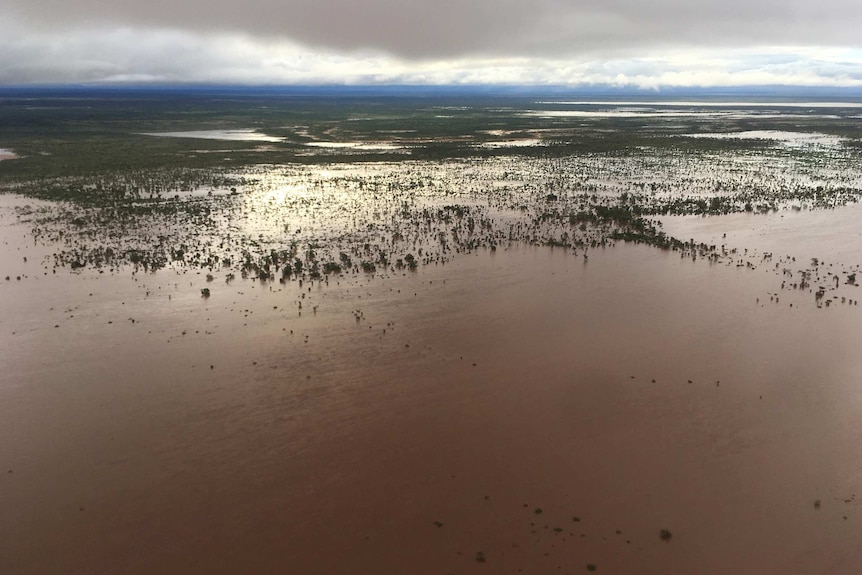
524,110,840,120
2,198,862,574
477,138,544,149
658,201,862,275
524,100,862,121
142,129,285,143
683,130,847,149
303,142,405,151
536,100,862,109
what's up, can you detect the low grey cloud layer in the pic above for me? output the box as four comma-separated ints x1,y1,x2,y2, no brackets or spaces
7,0,862,58
8,0,539,58
2,0,862,86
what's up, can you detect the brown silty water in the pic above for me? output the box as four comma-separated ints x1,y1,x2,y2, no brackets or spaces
2,198,862,574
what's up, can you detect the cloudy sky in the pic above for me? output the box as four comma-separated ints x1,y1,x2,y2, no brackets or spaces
2,0,862,87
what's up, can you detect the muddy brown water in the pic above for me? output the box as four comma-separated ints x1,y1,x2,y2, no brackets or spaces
2,201,862,574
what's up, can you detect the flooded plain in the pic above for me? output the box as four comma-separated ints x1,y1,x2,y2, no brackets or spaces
3,91,862,574
2,193,862,574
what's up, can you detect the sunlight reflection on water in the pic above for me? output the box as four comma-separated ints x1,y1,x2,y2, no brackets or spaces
141,129,285,142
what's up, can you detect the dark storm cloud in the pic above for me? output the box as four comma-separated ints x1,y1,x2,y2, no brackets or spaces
5,0,862,59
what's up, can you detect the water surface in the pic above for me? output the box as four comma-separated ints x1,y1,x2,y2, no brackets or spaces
2,203,861,574
142,129,285,142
